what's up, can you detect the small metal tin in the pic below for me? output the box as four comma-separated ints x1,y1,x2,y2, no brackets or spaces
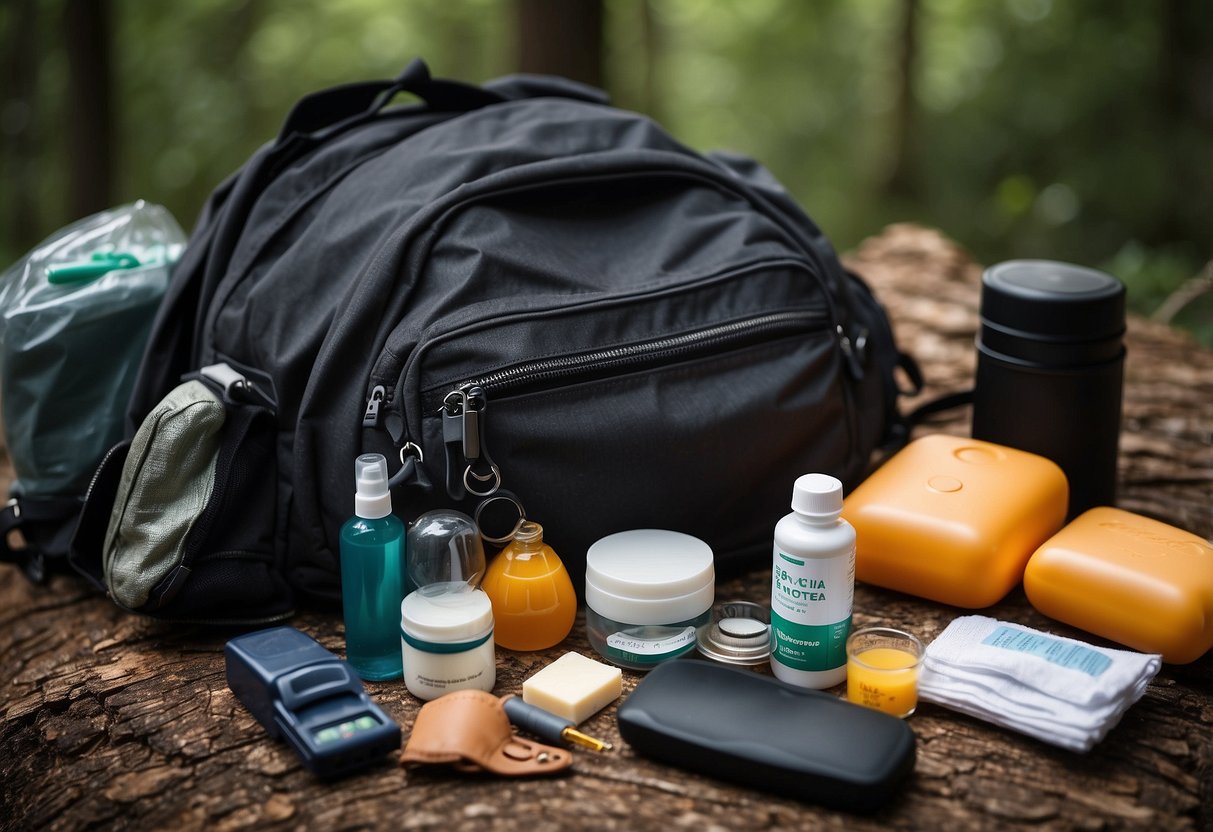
696,601,771,666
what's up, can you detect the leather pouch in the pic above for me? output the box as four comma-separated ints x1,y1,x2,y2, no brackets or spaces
400,690,571,776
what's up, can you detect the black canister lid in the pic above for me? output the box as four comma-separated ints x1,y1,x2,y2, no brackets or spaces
979,260,1125,366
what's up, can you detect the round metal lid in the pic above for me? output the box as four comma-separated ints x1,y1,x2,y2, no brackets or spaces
695,601,771,666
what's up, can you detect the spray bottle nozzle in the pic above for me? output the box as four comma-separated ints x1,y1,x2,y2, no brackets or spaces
354,453,392,519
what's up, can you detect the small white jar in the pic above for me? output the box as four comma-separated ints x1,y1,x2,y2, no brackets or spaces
585,529,715,670
400,588,496,700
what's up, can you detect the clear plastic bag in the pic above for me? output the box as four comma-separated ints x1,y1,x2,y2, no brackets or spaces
0,201,184,498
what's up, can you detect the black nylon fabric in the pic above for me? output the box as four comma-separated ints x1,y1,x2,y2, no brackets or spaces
127,60,909,610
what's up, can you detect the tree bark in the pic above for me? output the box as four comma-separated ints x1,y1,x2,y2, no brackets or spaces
514,0,604,88
1,225,1210,831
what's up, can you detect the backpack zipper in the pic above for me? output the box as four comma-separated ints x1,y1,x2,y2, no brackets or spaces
363,384,388,427
433,308,830,405
431,309,830,498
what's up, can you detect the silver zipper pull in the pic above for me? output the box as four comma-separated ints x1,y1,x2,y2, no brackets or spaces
441,383,501,498
442,389,468,499
461,386,483,462
837,325,865,380
459,385,500,497
442,388,466,442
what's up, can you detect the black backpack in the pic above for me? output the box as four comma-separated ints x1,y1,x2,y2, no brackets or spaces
68,59,916,622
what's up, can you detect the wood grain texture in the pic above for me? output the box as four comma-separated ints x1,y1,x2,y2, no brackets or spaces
2,224,1210,831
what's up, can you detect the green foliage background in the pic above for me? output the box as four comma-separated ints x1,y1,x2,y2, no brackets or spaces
3,0,1211,341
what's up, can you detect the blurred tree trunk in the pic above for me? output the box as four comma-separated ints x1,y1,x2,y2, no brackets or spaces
1159,0,1213,140
63,0,114,220
1157,0,1213,244
884,0,920,197
214,1,262,136
637,0,662,121
1,0,40,254
514,0,603,88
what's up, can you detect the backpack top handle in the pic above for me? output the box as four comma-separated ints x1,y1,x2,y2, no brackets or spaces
277,58,507,143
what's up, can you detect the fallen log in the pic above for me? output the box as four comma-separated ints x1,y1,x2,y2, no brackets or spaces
2,224,1210,831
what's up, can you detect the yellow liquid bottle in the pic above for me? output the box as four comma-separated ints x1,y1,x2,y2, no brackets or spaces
482,521,577,651
846,646,920,718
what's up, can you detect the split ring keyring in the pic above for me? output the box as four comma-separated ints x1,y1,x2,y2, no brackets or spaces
463,463,501,498
387,442,425,489
473,490,528,545
399,442,424,465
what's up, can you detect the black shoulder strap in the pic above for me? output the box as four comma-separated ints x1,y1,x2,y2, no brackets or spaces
482,72,610,105
907,389,975,426
0,495,85,583
878,353,975,451
278,58,508,142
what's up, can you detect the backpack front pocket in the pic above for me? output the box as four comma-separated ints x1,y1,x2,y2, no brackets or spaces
411,310,851,584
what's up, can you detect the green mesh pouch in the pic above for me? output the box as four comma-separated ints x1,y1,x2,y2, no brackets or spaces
70,367,293,624
104,380,224,608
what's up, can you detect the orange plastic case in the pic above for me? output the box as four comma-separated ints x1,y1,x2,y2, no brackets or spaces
843,435,1068,608
1024,507,1213,664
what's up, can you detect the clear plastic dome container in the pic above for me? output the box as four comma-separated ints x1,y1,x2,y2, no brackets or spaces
406,510,486,596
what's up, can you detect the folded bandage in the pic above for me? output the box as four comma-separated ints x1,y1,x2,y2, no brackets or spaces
918,615,1161,752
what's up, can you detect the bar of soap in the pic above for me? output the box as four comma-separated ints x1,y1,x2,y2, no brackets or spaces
844,434,1068,608
1024,507,1213,664
522,651,623,724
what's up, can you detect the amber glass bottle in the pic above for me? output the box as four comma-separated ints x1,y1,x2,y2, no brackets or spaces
482,521,577,651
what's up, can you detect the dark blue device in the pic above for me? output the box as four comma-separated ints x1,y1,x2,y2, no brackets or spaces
224,626,401,778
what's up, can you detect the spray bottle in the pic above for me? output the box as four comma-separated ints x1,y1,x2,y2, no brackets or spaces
340,453,406,681
770,473,855,688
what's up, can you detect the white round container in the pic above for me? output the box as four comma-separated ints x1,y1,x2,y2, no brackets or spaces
584,529,715,670
399,588,496,700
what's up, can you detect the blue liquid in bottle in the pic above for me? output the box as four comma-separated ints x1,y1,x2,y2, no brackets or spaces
340,454,406,681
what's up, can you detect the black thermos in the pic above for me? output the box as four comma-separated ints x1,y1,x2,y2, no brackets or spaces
972,260,1126,519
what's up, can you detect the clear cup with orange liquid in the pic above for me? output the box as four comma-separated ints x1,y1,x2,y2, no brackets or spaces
845,627,924,718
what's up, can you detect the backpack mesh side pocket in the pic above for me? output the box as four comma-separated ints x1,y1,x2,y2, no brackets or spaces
71,372,293,623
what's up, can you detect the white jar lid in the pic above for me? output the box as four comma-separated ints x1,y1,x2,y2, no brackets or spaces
585,529,714,625
400,588,494,644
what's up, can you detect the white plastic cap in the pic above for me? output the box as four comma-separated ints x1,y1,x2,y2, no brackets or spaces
353,453,392,519
584,530,715,625
791,473,844,519
400,588,494,644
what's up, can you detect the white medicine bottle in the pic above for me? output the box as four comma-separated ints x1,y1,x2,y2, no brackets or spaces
770,473,855,689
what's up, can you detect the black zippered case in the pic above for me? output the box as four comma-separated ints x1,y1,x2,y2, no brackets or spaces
76,58,916,619
617,660,917,812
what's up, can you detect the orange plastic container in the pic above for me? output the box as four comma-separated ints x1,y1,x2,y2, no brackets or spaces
843,434,1068,608
1024,507,1213,664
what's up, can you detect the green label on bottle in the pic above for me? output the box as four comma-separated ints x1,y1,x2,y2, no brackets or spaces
770,610,851,671
769,543,854,673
